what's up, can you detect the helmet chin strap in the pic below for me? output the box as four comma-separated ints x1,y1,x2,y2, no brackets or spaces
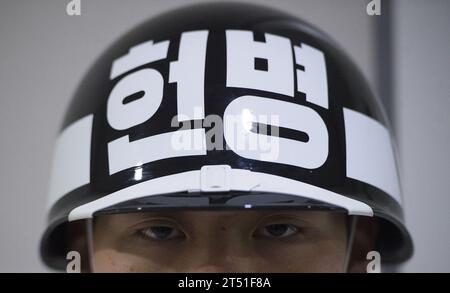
85,218,96,273
342,216,358,273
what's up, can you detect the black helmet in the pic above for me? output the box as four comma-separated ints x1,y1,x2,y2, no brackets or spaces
41,2,413,269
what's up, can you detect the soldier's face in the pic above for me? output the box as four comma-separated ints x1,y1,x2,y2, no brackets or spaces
91,210,350,272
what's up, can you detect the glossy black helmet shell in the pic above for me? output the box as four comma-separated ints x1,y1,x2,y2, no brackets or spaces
41,2,413,270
